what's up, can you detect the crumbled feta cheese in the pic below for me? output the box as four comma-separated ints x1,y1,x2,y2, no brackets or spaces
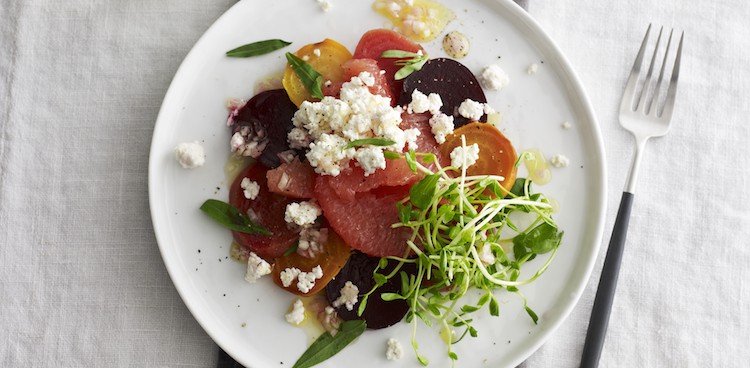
550,154,570,168
316,0,332,12
478,244,496,265
386,338,404,361
407,89,443,115
306,133,354,176
405,0,414,6
561,121,573,129
527,63,539,75
284,201,322,227
483,104,496,115
450,143,480,170
458,99,485,121
280,267,301,288
280,266,324,293
479,64,510,91
332,281,359,311
174,141,205,169
428,113,454,144
240,178,260,200
354,147,387,176
302,55,310,61
244,252,271,283
313,48,321,57
296,265,324,293
293,71,416,176
285,299,306,325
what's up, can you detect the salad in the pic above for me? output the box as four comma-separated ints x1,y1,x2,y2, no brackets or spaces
198,15,562,368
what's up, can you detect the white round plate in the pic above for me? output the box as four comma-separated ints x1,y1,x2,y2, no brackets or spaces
149,0,606,367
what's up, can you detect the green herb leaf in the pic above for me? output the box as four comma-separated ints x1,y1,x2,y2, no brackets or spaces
343,138,396,149
383,151,402,160
525,306,539,324
285,52,324,99
513,222,563,255
226,39,292,57
380,50,423,59
283,241,299,257
489,296,500,316
410,174,440,209
292,320,366,368
380,49,429,80
200,199,271,235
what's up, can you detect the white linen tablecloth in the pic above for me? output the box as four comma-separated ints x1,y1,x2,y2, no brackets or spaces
1,0,748,367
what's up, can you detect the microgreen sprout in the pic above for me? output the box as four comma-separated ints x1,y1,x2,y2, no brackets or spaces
357,137,563,366
380,50,430,80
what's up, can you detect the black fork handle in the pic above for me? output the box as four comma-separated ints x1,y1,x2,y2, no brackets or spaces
580,192,634,368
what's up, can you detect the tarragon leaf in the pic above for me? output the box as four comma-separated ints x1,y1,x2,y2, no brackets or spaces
200,199,271,235
226,39,291,57
285,52,324,99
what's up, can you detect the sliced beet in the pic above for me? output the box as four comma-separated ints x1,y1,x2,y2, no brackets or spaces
232,89,298,169
325,251,415,329
398,58,487,128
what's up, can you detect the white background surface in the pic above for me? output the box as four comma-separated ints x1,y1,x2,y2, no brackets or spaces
1,0,748,367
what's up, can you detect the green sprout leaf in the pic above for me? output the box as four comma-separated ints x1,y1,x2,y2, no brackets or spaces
226,39,292,57
380,50,429,80
285,52,324,99
409,174,440,209
200,199,271,235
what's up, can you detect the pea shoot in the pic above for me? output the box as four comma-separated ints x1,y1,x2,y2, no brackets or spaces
358,138,563,366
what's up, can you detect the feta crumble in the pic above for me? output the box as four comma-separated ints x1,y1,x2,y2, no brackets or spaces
279,266,324,293
527,63,539,75
478,244,496,266
313,48,321,57
386,338,404,361
407,89,442,115
291,71,419,176
450,143,480,170
279,267,301,288
428,113,454,144
174,141,205,169
284,201,322,227
332,281,359,311
354,147,387,176
458,99,485,121
561,121,573,129
296,265,324,293
240,178,260,200
550,154,570,168
285,299,306,325
316,0,332,12
479,64,510,91
244,252,272,284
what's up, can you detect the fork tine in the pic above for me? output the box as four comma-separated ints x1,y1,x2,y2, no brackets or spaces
646,29,673,115
636,26,663,112
660,31,684,121
620,24,652,113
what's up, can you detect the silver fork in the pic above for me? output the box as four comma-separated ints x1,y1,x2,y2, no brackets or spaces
580,25,684,368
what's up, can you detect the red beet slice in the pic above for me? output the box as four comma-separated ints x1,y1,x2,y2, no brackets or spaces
325,251,416,329
232,89,298,169
398,58,487,127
